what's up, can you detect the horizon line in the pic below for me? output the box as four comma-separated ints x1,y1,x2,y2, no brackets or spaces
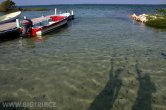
18,3,166,6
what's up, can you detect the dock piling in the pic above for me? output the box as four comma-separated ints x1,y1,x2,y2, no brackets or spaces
71,10,74,15
16,19,20,28
24,16,27,19
55,8,57,15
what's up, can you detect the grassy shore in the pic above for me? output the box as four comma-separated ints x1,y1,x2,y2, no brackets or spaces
146,18,166,29
20,7,49,11
143,13,166,29
0,7,49,12
145,9,166,29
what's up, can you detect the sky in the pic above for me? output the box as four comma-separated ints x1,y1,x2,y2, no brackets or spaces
0,0,166,6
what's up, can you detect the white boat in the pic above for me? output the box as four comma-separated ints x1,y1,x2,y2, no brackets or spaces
0,11,21,24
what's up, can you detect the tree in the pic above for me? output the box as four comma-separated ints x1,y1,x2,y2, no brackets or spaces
0,0,16,12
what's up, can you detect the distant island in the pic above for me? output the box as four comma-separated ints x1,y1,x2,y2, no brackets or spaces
0,0,49,12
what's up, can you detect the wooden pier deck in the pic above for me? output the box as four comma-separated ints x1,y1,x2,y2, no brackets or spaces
0,16,50,32
0,22,16,31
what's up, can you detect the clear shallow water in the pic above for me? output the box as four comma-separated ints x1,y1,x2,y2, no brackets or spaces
0,5,166,110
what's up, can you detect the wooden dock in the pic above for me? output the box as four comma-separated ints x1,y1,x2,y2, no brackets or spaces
0,16,51,32
0,22,16,31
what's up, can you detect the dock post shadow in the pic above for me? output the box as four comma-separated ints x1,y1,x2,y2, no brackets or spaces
132,61,156,110
88,58,123,110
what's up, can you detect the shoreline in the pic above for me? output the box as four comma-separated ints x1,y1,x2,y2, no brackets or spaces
0,7,49,12
131,13,166,29
17,4,166,7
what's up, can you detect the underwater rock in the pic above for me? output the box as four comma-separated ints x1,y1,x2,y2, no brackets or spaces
20,77,24,81
162,95,166,100
42,94,46,98
161,52,166,59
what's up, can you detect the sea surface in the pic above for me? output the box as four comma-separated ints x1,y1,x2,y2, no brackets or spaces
0,5,166,110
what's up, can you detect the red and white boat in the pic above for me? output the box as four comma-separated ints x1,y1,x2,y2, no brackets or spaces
32,14,69,36
20,10,74,37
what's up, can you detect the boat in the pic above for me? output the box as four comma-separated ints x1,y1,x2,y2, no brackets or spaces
0,19,21,41
32,14,70,36
20,10,74,37
60,11,74,20
0,27,21,41
0,11,21,24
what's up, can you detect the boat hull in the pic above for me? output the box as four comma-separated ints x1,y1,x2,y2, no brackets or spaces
0,14,20,24
0,11,21,24
32,16,69,36
0,28,21,41
37,19,67,36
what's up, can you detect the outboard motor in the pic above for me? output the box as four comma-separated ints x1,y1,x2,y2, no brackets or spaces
21,19,33,37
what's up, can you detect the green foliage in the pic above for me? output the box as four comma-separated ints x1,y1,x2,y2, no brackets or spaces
21,8,49,11
0,6,6,12
156,8,166,17
146,19,166,29
0,0,49,12
144,9,166,28
0,0,16,12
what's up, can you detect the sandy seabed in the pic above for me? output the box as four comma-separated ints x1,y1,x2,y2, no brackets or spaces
0,55,165,110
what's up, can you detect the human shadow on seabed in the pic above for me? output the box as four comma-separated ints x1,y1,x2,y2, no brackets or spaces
88,58,123,110
132,61,156,110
